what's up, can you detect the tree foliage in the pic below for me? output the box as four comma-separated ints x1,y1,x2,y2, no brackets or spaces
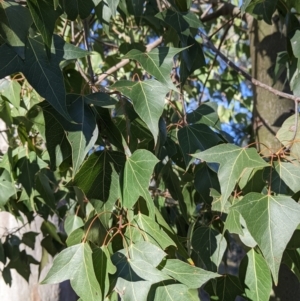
0,0,300,300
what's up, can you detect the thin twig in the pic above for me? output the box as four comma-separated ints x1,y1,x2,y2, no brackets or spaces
83,18,95,85
199,21,232,104
199,31,300,146
95,37,163,85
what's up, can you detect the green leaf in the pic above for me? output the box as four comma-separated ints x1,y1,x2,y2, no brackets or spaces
35,171,56,209
27,0,63,51
194,163,220,204
22,232,39,250
41,243,102,301
252,0,278,24
66,94,98,175
64,215,84,236
239,249,272,301
30,104,72,169
224,208,243,235
233,193,300,283
73,150,125,200
111,242,169,301
148,283,199,301
159,259,219,289
276,114,300,160
0,1,32,58
24,36,70,120
83,92,117,107
125,213,176,249
191,226,227,272
192,144,268,211
92,245,116,299
178,124,222,167
121,149,159,215
0,168,16,206
59,0,95,20
111,80,169,144
0,43,24,76
41,221,64,245
0,78,21,107
123,47,183,90
186,102,220,129
204,275,244,300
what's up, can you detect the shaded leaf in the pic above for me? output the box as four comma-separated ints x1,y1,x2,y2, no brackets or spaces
42,243,102,301
27,0,63,51
204,275,244,300
22,232,39,250
111,80,169,144
178,124,222,167
59,0,95,20
233,193,300,283
73,150,125,200
192,226,227,272
0,1,32,58
192,144,268,211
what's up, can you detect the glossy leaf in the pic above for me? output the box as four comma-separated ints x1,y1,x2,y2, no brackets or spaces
239,249,272,301
121,150,159,214
233,193,300,283
123,47,183,90
42,243,102,301
192,144,268,211
111,80,169,144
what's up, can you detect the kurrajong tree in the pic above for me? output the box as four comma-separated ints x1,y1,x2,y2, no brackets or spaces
1,1,300,301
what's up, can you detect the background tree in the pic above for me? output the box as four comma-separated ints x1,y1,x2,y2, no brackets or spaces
1,1,300,301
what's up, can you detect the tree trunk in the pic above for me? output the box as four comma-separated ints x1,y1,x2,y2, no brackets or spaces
250,17,295,155
250,17,300,301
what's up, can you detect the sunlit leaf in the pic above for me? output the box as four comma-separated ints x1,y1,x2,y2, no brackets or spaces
64,215,84,236
123,47,183,90
192,144,268,211
42,243,102,300
111,80,169,144
159,259,219,289
0,168,16,206
233,192,300,283
121,150,158,215
239,249,272,301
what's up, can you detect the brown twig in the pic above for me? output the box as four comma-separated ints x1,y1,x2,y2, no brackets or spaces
199,31,300,146
95,36,163,85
